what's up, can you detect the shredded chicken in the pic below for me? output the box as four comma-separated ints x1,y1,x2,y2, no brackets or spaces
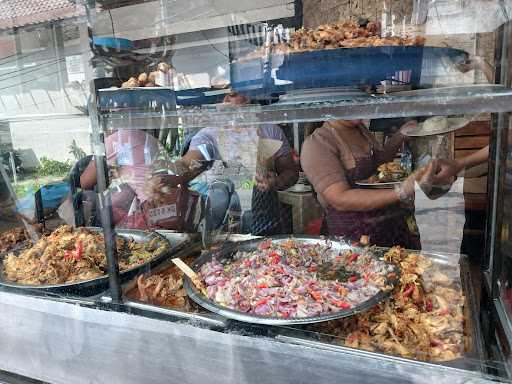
0,225,44,254
311,247,465,362
2,225,168,285
128,256,200,312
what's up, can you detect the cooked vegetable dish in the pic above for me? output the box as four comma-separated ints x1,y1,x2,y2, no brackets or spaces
2,225,168,285
310,247,465,362
199,239,396,318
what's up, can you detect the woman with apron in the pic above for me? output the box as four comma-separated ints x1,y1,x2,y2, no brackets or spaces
301,119,434,249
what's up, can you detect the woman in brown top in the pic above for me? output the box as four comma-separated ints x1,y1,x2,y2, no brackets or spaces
301,119,435,249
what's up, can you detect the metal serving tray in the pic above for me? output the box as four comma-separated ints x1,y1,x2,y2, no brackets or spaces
269,250,485,372
119,242,227,329
0,229,191,296
184,236,400,326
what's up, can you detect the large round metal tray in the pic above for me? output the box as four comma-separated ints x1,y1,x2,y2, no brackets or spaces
184,236,399,325
0,228,174,296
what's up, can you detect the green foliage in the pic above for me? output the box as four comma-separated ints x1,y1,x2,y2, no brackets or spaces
68,140,87,161
242,179,255,190
36,157,72,177
14,180,40,198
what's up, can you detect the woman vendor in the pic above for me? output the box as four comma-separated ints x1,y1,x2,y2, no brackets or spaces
300,119,435,248
185,92,298,235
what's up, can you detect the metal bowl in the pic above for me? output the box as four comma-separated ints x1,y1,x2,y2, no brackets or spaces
184,236,399,325
0,228,181,296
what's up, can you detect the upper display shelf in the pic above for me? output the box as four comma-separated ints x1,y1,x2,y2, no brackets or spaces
88,2,510,127
98,85,512,129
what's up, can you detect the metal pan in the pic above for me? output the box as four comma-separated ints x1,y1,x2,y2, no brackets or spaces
355,181,400,189
0,228,190,296
119,242,227,330
184,236,400,325
269,250,484,370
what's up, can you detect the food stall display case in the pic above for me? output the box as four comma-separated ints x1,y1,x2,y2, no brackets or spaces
1,0,512,383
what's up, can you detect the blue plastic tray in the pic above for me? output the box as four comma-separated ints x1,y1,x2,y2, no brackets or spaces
230,56,274,97
93,37,134,50
274,46,466,90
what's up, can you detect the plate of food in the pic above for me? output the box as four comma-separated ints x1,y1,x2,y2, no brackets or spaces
0,225,175,295
356,162,407,189
184,236,399,325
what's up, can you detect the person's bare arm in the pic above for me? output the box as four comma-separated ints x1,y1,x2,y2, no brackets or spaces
171,150,208,181
146,150,209,194
459,145,489,169
433,145,489,185
274,154,299,190
322,182,400,211
322,161,437,211
81,151,208,193
255,154,299,191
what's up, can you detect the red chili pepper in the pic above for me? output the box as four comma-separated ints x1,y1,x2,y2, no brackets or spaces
308,265,317,273
347,253,359,264
402,284,415,298
439,308,450,316
255,297,271,307
334,301,351,309
310,291,323,302
346,333,357,343
425,299,433,312
268,251,281,265
257,283,268,289
279,311,290,318
348,276,358,283
75,240,83,261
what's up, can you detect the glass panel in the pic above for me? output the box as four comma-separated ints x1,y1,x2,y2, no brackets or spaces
1,0,512,382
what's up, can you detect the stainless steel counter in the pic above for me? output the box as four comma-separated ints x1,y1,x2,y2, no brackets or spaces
0,289,505,384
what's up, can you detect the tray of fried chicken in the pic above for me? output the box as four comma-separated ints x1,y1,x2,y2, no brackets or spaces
275,19,424,54
123,243,227,329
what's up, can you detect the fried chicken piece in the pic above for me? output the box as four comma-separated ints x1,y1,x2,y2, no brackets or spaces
138,73,148,85
121,77,139,88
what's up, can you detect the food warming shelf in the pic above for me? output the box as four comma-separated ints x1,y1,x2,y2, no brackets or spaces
98,85,512,130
